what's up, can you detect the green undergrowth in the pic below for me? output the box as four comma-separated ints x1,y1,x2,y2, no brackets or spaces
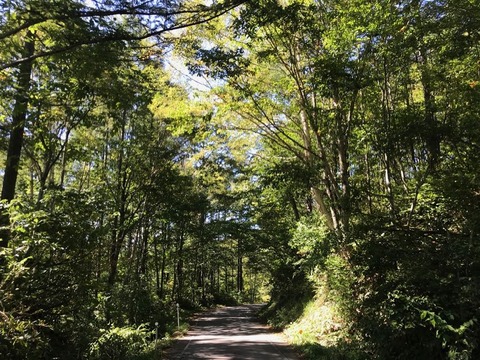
87,307,192,360
258,264,314,329
259,261,366,360
283,294,364,360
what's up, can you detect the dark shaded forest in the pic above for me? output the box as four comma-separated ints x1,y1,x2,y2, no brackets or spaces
1,1,480,359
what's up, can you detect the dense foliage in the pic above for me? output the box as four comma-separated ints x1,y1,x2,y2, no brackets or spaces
183,0,480,358
1,0,480,359
1,1,264,359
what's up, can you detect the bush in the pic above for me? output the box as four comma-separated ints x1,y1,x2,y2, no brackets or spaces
212,290,239,306
0,310,47,359
259,263,313,329
89,324,151,360
348,225,480,359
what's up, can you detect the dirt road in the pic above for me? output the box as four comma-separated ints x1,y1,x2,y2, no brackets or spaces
166,304,299,360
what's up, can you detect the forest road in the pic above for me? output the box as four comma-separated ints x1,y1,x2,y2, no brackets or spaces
165,304,299,360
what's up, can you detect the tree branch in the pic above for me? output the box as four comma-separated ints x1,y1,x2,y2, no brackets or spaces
1,0,249,70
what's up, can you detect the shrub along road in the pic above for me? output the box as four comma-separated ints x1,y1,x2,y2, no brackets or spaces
166,304,299,359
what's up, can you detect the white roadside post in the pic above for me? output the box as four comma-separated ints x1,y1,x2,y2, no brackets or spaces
176,303,180,330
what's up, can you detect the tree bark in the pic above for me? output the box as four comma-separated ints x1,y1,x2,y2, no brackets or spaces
174,226,185,301
237,239,244,293
108,111,127,286
0,32,35,248
419,48,440,167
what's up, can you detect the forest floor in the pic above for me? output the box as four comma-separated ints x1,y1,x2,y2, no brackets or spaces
165,304,299,359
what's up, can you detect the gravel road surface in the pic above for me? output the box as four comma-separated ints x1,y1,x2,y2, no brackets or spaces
166,304,299,360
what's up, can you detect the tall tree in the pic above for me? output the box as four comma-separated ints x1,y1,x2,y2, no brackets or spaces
180,0,480,357
0,0,248,248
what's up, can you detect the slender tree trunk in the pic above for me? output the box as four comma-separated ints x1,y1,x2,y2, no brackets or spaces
171,265,177,300
252,271,257,303
108,112,127,286
108,216,120,286
237,239,243,293
29,164,34,201
154,233,160,295
419,48,440,167
224,266,228,293
380,56,396,216
160,245,167,299
365,153,373,214
140,222,149,276
174,227,185,301
37,169,49,204
159,224,169,299
337,92,357,238
210,268,215,296
201,266,205,303
0,33,35,248
384,152,395,214
59,128,71,188
287,191,300,221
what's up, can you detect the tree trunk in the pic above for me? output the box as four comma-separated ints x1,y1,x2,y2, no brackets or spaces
160,245,167,299
139,222,149,276
108,112,127,286
59,128,71,188
287,191,301,221
0,33,35,248
299,109,336,230
419,48,440,167
159,224,169,299
174,227,185,301
237,239,244,293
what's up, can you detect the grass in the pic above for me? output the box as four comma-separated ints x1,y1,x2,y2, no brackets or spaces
281,295,366,360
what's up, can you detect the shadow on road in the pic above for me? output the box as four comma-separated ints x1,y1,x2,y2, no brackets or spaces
166,304,298,360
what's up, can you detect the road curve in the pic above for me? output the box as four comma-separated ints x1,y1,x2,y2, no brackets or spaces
166,304,299,360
